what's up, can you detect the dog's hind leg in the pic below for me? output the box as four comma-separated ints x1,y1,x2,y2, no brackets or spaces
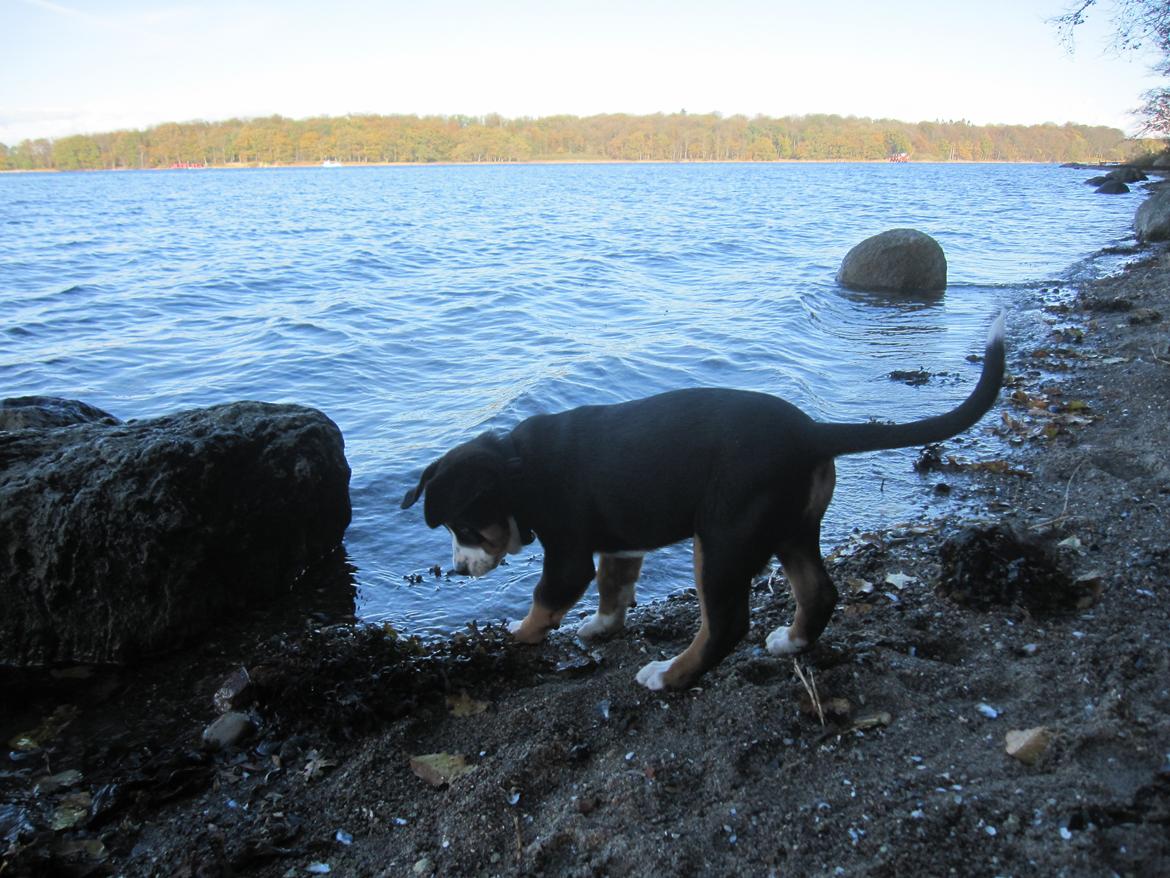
508,551,596,644
765,539,838,655
766,461,839,655
636,535,759,690
577,553,644,640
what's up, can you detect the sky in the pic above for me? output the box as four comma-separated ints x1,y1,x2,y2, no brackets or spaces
1,0,1164,145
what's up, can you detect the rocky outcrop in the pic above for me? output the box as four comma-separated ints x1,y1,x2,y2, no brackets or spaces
0,399,351,666
0,397,120,431
1135,189,1170,243
1110,167,1148,184
1082,167,1148,194
836,228,947,294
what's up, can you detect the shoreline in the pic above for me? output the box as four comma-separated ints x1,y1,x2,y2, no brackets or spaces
0,158,1150,175
4,220,1170,873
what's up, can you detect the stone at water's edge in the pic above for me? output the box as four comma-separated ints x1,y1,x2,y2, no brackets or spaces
836,228,947,295
1135,188,1170,243
0,398,351,667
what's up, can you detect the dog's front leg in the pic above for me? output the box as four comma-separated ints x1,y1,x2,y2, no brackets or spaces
508,551,595,644
577,553,644,640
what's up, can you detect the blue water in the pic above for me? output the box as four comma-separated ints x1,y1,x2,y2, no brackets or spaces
0,163,1144,632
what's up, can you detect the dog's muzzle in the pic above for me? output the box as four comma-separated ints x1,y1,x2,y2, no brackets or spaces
451,537,505,577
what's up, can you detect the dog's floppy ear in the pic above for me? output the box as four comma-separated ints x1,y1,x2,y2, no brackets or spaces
419,464,499,530
401,453,502,530
401,459,439,511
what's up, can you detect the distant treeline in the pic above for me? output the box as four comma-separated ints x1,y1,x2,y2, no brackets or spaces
0,112,1156,171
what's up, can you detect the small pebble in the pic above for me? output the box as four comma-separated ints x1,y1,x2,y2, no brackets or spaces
213,667,253,713
201,711,254,751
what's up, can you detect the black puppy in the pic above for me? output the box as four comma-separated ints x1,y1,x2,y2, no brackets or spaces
402,315,1005,690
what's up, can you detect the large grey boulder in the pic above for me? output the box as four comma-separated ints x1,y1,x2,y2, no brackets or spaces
0,399,351,666
836,228,947,295
1135,189,1170,242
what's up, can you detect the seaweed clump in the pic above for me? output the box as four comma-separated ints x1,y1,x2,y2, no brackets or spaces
936,525,1094,612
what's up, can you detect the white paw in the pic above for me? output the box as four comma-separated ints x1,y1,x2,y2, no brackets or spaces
635,658,675,691
576,611,623,641
766,626,808,656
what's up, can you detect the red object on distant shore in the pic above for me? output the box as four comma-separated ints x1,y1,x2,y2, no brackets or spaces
169,162,207,169
888,153,909,163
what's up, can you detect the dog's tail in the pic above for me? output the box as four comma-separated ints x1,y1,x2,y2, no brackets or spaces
812,313,1006,458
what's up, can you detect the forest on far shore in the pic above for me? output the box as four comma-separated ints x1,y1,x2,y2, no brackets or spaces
1,111,1159,171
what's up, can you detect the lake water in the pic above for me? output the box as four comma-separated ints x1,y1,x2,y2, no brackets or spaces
0,163,1144,632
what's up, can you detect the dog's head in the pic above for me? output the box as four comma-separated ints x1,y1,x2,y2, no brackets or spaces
401,433,529,577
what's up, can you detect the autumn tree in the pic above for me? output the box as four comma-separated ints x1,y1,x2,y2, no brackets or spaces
3,112,1157,171
51,135,100,170
1057,0,1170,138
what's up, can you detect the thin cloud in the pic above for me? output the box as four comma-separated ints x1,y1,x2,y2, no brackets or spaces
15,0,108,26
14,0,191,33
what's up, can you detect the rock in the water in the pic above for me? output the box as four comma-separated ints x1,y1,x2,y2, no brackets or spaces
1135,189,1170,243
1108,166,1147,184
836,228,947,294
1095,179,1130,194
0,399,351,666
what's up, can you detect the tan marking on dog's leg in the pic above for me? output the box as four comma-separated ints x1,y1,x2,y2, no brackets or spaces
578,554,643,640
636,537,709,690
598,554,642,614
805,460,836,521
511,556,595,644
508,599,568,644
